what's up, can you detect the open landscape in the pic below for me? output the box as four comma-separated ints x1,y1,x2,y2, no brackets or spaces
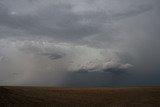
0,86,160,107
0,0,160,107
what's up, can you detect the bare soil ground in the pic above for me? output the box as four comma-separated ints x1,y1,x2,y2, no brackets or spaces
0,86,160,107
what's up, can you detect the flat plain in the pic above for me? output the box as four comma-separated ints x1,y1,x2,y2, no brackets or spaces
0,86,160,107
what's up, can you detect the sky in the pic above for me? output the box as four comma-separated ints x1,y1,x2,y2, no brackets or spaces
0,0,160,87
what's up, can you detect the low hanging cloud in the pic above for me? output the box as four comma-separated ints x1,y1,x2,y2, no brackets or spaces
0,39,133,71
40,53,64,60
0,0,160,86
0,38,133,85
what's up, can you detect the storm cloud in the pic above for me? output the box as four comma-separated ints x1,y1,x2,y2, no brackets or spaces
0,0,160,86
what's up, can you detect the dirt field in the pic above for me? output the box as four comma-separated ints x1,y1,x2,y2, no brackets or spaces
0,86,160,107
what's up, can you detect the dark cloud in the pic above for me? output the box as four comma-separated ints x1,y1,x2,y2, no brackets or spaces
0,4,36,31
111,4,155,20
40,53,64,60
0,0,160,86
63,72,131,87
0,2,103,41
0,0,156,42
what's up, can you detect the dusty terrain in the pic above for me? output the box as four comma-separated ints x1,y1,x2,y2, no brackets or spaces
0,86,160,107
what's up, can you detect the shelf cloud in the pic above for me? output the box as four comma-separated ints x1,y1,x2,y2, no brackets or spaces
0,0,160,86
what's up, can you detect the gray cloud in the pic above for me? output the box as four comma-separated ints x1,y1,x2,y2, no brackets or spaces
0,0,160,86
111,4,155,20
0,0,157,42
40,53,64,60
0,1,103,41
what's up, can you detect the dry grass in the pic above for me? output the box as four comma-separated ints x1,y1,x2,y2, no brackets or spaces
0,86,160,107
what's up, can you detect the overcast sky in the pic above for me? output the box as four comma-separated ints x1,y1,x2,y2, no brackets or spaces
0,0,160,86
